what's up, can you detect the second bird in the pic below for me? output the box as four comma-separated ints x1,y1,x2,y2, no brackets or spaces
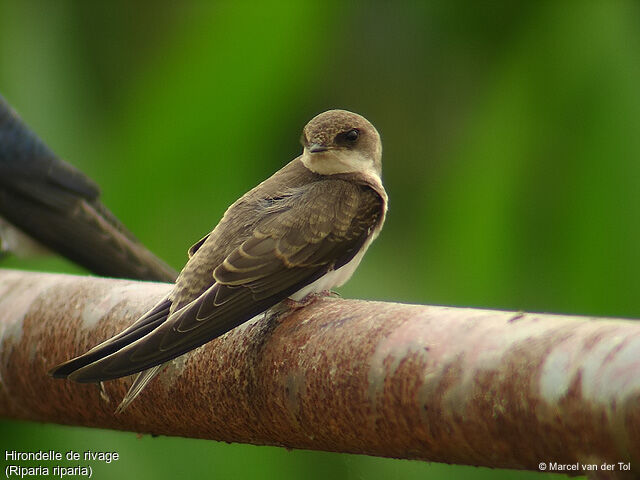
0,95,177,282
51,109,388,412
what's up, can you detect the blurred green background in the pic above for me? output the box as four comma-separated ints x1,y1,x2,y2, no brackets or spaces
2,0,639,478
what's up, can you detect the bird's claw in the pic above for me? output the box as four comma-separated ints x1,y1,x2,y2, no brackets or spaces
282,290,337,310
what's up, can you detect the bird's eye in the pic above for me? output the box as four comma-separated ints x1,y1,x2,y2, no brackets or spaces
345,129,359,142
335,128,360,146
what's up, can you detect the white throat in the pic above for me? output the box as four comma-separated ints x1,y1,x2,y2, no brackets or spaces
301,149,380,180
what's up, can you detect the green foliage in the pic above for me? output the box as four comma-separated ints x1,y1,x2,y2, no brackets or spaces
2,1,639,478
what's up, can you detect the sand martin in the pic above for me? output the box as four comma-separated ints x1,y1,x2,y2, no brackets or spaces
0,95,176,282
51,109,387,411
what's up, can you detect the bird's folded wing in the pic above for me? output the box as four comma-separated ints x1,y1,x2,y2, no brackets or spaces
65,180,383,382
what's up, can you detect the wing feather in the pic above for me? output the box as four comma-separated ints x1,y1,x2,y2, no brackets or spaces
49,297,172,378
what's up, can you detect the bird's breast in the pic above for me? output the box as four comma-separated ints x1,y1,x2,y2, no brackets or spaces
288,235,373,301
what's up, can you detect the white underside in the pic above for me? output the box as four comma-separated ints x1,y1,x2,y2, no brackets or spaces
288,235,374,301
293,149,386,302
0,217,50,257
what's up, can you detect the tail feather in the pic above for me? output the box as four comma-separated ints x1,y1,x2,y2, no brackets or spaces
49,297,171,379
115,364,164,414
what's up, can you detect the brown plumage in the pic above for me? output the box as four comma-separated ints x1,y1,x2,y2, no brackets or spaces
50,109,387,411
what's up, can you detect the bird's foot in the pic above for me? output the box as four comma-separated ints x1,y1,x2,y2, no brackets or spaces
283,290,337,310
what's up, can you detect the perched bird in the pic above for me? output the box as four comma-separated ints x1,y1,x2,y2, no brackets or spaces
51,109,388,412
0,94,177,282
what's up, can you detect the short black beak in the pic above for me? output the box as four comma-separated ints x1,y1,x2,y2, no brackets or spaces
308,143,329,153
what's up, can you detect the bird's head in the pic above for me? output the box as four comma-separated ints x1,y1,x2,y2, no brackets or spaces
300,110,382,178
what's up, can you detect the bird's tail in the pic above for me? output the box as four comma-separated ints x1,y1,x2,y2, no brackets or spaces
115,364,164,414
49,296,171,380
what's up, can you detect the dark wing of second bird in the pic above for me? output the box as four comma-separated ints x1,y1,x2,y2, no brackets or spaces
51,179,383,382
0,95,177,282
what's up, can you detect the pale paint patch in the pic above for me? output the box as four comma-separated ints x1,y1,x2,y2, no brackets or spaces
0,273,61,347
540,330,640,404
80,283,148,330
538,325,640,457
0,272,62,382
367,315,434,417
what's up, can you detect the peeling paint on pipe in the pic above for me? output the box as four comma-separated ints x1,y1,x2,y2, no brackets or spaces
0,269,638,475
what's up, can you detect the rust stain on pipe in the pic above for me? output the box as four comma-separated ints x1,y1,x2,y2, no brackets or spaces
0,269,638,475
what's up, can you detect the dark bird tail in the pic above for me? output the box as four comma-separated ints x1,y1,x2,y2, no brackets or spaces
49,297,172,380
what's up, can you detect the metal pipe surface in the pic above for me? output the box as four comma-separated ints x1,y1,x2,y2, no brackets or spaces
0,269,638,476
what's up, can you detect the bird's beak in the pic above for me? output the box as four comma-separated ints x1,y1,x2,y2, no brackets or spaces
308,143,329,153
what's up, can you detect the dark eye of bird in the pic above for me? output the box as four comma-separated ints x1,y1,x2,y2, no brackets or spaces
335,128,360,146
345,129,359,142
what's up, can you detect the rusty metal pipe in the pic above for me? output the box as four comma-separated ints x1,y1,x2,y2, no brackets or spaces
0,269,638,475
